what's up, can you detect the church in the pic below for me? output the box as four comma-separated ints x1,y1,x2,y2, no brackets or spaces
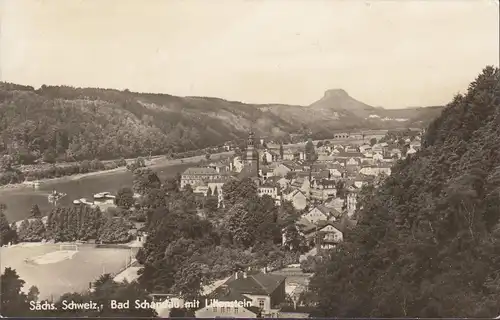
238,131,260,181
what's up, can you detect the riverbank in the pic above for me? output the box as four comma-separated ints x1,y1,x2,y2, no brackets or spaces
0,151,233,193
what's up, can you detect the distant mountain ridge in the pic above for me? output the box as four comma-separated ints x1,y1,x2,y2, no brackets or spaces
310,88,375,115
261,88,444,135
0,82,443,161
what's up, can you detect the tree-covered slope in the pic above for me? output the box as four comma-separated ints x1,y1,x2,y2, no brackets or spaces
0,84,296,162
0,83,443,163
309,66,500,318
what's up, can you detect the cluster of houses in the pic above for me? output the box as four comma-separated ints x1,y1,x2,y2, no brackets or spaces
151,269,293,318
173,130,422,317
181,131,423,248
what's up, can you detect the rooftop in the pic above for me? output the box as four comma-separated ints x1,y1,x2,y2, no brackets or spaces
182,167,219,175
224,272,286,296
301,220,344,234
335,152,364,158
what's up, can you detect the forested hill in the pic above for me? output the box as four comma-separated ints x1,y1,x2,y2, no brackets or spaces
310,66,500,318
0,84,297,162
0,83,442,163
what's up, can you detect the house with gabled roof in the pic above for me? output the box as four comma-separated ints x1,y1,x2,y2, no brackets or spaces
198,271,287,318
284,189,307,210
406,146,417,155
195,285,263,318
358,144,372,153
301,205,341,224
324,197,345,213
309,179,337,201
261,150,280,164
354,174,375,188
311,169,330,180
346,157,360,166
371,144,384,154
301,206,329,224
299,220,344,249
273,163,292,177
207,162,230,173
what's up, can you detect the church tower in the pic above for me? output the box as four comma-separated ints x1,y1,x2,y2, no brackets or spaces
245,130,259,176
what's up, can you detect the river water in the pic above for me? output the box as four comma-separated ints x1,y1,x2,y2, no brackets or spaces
0,160,206,223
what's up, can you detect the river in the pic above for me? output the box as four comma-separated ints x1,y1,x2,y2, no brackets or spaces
0,152,232,223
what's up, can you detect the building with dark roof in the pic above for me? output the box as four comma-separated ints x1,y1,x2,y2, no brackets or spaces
299,220,344,249
180,167,221,189
195,271,286,318
194,287,262,318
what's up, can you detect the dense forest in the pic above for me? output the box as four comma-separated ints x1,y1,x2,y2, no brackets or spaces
309,66,500,317
0,204,133,245
0,83,296,164
135,176,305,300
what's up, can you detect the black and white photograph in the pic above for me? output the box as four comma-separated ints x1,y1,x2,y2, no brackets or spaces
0,0,499,318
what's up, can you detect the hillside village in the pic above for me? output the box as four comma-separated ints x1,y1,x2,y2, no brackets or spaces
168,129,423,317
0,128,424,318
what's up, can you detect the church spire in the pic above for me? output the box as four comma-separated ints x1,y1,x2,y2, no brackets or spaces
247,130,255,148
244,128,259,177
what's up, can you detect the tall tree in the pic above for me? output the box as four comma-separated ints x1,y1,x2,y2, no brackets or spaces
132,168,161,195
204,197,219,215
1,268,30,316
98,217,132,244
222,178,258,208
17,219,30,242
27,285,40,302
115,187,135,209
0,209,16,245
25,218,46,242
30,204,42,218
283,224,307,253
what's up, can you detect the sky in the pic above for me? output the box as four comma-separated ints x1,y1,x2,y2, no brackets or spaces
0,0,498,108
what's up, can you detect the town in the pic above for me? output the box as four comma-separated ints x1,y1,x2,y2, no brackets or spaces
150,128,423,318
0,127,424,318
1,1,496,317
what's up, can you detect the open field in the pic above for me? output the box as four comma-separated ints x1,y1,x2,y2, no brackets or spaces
1,243,138,300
